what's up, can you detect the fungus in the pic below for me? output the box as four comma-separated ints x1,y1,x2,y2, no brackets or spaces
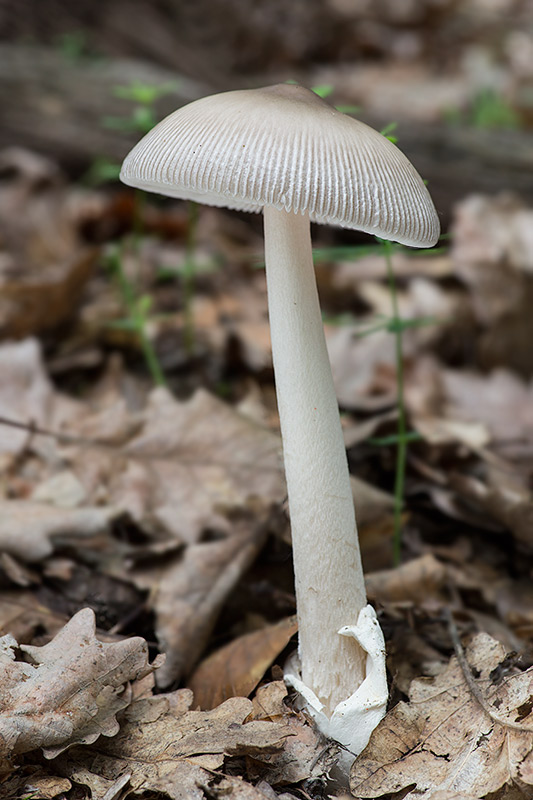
120,83,440,763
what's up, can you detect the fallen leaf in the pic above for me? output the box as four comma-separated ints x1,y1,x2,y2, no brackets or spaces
451,194,533,374
0,607,157,762
0,770,72,800
327,327,398,410
0,148,97,338
0,500,117,562
118,386,285,544
351,632,533,799
443,367,533,444
449,467,533,553
0,592,69,645
365,553,449,605
0,338,80,465
135,514,270,688
188,615,298,710
247,681,331,785
57,692,292,800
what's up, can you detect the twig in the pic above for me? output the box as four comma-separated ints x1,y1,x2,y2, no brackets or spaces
0,414,281,472
0,414,114,450
445,608,531,732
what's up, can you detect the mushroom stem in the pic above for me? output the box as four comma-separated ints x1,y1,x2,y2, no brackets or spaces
263,206,367,715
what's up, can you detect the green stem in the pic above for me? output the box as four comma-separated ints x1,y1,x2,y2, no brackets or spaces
138,323,166,386
383,240,407,566
111,244,166,387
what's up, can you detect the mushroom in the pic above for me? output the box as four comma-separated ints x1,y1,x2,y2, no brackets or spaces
120,83,439,762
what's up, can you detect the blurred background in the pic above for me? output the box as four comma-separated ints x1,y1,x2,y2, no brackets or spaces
1,0,533,215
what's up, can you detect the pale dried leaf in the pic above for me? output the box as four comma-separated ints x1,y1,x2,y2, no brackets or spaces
0,500,117,562
443,368,533,444
450,470,533,553
0,608,155,760
0,339,55,456
0,591,70,645
0,338,80,464
248,681,329,785
351,633,533,799
327,327,398,410
365,554,449,605
57,692,292,800
0,771,72,800
137,516,269,687
119,387,284,543
0,148,97,338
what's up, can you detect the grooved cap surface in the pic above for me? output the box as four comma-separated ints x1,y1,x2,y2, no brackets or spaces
120,84,440,247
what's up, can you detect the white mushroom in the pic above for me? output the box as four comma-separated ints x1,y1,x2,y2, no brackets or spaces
120,83,440,762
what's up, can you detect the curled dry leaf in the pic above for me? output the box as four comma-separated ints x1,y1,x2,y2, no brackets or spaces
0,591,71,647
188,615,298,710
351,632,533,799
365,553,449,606
450,469,533,554
137,514,270,688
0,500,117,562
57,692,293,800
0,607,157,763
0,771,72,800
327,327,399,411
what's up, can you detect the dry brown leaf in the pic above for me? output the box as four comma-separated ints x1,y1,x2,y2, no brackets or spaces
450,469,533,553
0,592,69,645
0,148,97,338
351,633,533,799
0,338,80,469
365,553,449,606
451,194,533,374
117,387,284,543
0,770,72,800
332,251,453,287
0,500,117,562
0,607,156,762
57,692,292,800
327,327,398,410
135,515,270,688
188,615,298,710
247,681,330,785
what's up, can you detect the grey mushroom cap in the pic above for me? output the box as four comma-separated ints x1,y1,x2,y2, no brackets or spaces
120,83,440,247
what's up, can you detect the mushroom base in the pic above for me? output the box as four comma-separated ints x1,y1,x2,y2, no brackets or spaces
284,604,388,773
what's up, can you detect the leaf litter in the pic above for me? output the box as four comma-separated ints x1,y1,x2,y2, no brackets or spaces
0,136,533,800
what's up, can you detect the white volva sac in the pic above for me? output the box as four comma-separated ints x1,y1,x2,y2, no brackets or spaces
120,83,439,772
285,605,388,770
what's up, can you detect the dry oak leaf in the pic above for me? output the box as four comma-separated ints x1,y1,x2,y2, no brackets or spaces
118,387,285,544
58,691,293,800
351,632,533,799
0,607,157,762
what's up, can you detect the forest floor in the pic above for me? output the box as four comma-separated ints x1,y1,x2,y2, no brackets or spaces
1,3,533,797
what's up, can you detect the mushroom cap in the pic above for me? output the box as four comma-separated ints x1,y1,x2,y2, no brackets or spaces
120,83,440,247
